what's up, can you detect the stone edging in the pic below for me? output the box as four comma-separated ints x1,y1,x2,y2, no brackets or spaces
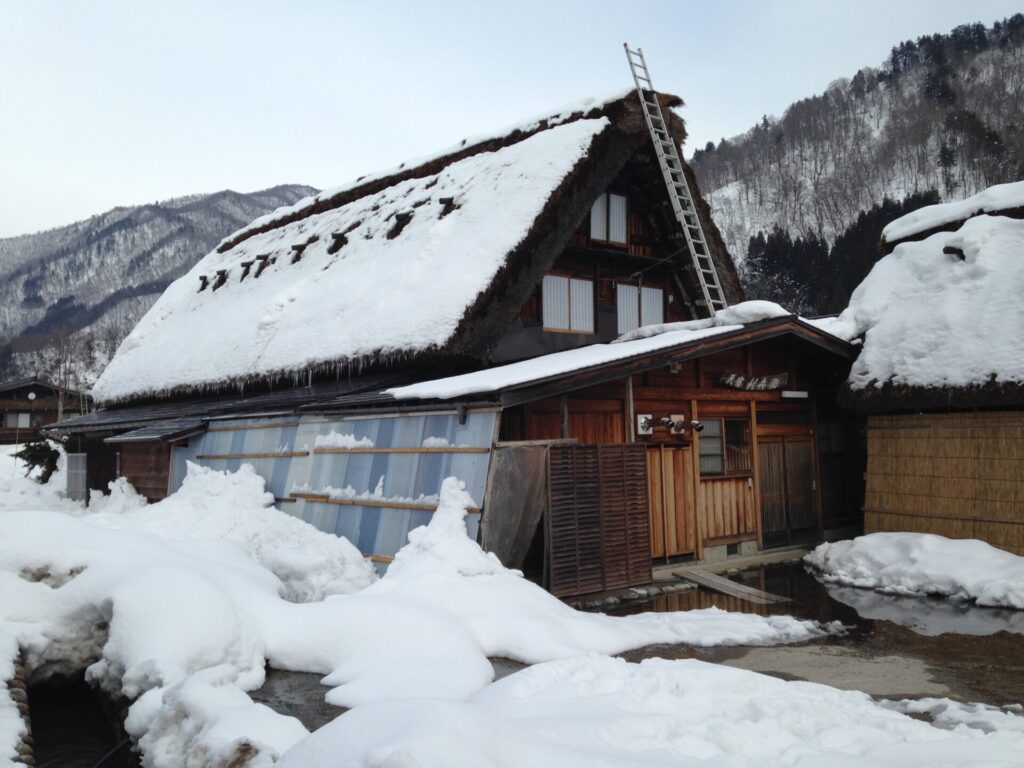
8,655,34,766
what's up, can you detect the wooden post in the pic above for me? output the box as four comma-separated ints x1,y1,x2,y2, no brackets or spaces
659,444,670,564
749,400,764,551
810,401,824,540
560,395,570,440
625,375,635,442
690,398,704,561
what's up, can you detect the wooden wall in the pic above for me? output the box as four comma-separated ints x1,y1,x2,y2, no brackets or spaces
505,336,860,559
865,411,1024,555
119,441,172,502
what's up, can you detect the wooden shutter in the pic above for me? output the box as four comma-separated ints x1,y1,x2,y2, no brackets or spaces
547,444,651,597
569,278,594,332
640,286,664,327
617,283,639,334
608,194,627,244
542,274,569,330
589,195,608,240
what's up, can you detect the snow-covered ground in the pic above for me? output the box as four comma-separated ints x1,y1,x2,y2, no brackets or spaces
807,532,1024,610
2,457,1024,767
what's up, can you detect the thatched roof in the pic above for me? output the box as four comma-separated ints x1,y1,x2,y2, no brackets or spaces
834,210,1024,413
92,91,739,406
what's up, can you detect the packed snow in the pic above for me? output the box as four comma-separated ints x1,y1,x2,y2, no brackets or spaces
93,116,611,403
807,532,1024,610
882,180,1024,243
0,443,78,513
1,464,836,767
277,655,1024,768
824,215,1024,390
387,301,794,401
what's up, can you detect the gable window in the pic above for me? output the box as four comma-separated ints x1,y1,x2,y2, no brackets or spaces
590,193,627,245
616,283,664,333
699,419,752,475
542,274,594,333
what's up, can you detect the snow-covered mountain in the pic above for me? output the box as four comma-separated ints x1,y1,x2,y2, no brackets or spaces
0,185,316,378
691,17,1024,263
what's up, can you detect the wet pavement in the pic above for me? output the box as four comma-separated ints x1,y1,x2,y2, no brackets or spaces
615,562,1024,706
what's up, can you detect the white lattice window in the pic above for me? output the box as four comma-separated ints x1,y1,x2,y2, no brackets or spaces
542,274,594,333
616,284,664,333
589,193,627,245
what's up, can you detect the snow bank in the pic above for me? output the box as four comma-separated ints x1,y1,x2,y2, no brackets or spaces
93,116,610,403
0,443,79,514
0,467,832,766
88,463,377,601
387,301,793,401
827,215,1024,390
807,532,1024,609
883,180,1024,243
277,654,1024,768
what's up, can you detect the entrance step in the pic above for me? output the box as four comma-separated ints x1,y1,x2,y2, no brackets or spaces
673,566,792,605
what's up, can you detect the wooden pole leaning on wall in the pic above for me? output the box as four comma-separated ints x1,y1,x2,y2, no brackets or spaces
560,395,570,440
749,400,764,551
625,375,636,442
690,398,705,561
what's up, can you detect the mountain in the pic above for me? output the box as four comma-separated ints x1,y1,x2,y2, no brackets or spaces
0,185,317,382
691,16,1024,286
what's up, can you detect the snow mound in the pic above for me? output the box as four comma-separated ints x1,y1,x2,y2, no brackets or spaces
0,443,80,514
278,654,1024,768
1,467,836,766
827,215,1024,390
87,463,377,601
883,180,1024,243
806,532,1024,609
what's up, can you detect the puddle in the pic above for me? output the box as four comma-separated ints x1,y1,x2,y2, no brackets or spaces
615,562,1024,706
28,674,138,768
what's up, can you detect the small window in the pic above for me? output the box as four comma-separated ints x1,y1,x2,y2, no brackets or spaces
5,412,30,430
542,274,594,333
589,193,627,245
699,418,752,475
616,284,664,334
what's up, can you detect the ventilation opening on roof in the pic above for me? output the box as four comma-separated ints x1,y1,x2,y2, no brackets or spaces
424,178,439,189
254,254,274,278
943,245,966,260
291,244,306,264
212,270,229,290
412,198,429,208
387,211,414,240
197,275,209,292
438,197,460,219
328,221,362,255
239,260,254,281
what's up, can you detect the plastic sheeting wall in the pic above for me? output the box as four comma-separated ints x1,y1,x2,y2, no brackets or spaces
171,410,497,564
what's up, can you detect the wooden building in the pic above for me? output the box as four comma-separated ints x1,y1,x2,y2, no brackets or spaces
0,377,90,445
839,182,1024,555
52,90,862,593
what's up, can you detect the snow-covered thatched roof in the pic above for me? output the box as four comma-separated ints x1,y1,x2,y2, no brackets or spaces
881,180,1024,247
92,91,739,406
830,208,1024,412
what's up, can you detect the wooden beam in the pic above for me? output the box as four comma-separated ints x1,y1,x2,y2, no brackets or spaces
196,451,309,460
690,398,705,561
206,421,299,432
313,447,489,454
291,491,481,513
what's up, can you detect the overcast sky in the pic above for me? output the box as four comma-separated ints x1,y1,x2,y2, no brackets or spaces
2,0,1020,237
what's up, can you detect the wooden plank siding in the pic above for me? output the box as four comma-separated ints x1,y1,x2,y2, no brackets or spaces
864,411,1024,554
119,441,172,502
697,477,757,543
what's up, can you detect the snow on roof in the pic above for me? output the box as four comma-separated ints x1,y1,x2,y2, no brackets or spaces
386,302,795,401
882,180,1024,244
92,116,610,404
834,214,1024,391
220,90,634,249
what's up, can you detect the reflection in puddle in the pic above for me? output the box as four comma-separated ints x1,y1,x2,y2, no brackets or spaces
825,585,1024,637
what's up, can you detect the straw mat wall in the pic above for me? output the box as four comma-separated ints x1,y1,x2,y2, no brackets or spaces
864,411,1024,554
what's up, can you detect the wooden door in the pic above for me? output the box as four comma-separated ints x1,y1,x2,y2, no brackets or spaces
647,445,697,559
758,437,819,547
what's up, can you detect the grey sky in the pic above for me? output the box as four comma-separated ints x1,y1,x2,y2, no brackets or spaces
2,0,1020,237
